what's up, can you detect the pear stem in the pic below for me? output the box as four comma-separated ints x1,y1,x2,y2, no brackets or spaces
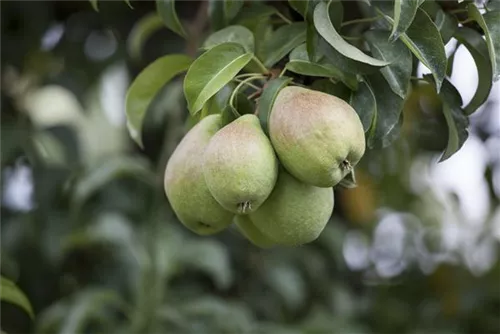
229,75,266,114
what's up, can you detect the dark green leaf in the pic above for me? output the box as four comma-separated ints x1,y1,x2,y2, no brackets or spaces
125,54,192,147
468,4,500,81
286,43,344,77
233,4,276,62
178,239,233,289
424,76,469,161
1,276,34,319
306,0,343,62
314,1,390,67
350,80,376,132
454,27,493,115
366,73,405,148
156,0,187,38
221,105,238,126
289,0,309,17
234,92,255,115
72,156,155,211
209,0,226,31
202,25,254,52
89,0,98,11
285,44,357,90
319,38,381,76
124,0,133,9
419,0,457,44
486,0,500,10
435,10,457,44
127,13,164,61
224,0,244,23
257,77,293,133
310,79,351,102
364,30,412,99
263,22,307,67
184,42,252,115
390,0,422,41
59,289,128,334
381,7,447,91
233,3,278,26
207,84,235,116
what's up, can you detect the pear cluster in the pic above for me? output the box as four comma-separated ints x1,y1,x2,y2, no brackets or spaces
164,86,366,247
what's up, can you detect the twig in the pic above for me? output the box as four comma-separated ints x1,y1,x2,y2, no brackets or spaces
185,0,209,57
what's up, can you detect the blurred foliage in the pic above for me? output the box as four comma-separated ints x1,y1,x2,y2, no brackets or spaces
1,1,500,334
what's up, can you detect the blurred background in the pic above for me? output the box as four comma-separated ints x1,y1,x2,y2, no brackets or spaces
1,1,499,333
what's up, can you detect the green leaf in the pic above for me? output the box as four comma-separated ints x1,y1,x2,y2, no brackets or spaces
263,22,307,67
72,156,155,211
435,10,457,44
420,0,457,44
233,4,276,61
224,0,244,23
285,44,357,90
1,276,34,319
125,54,192,147
156,0,187,38
202,25,254,52
184,43,252,115
127,13,164,61
486,0,500,11
454,27,493,115
364,30,412,99
306,0,343,62
257,77,293,133
233,3,278,26
124,0,133,9
314,1,390,67
381,7,447,91
310,79,351,102
89,0,99,11
207,83,235,116
178,239,233,289
350,80,376,132
59,289,128,334
390,0,422,41
468,4,500,81
209,0,226,31
365,73,405,148
425,76,469,161
289,0,309,17
319,38,381,76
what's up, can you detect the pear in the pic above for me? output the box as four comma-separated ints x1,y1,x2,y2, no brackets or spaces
250,170,334,246
164,114,233,235
269,86,365,188
203,114,278,214
234,215,276,248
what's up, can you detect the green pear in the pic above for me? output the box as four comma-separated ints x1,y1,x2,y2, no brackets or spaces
164,114,233,235
203,114,278,214
250,170,334,246
234,215,276,248
269,86,365,188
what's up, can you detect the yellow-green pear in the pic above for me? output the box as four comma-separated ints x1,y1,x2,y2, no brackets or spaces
234,215,276,248
164,114,233,235
269,86,365,188
250,170,334,246
203,114,278,214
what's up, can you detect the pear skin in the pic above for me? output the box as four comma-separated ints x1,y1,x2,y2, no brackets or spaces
164,114,234,235
250,170,334,246
203,114,278,214
269,86,365,188
235,215,276,248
